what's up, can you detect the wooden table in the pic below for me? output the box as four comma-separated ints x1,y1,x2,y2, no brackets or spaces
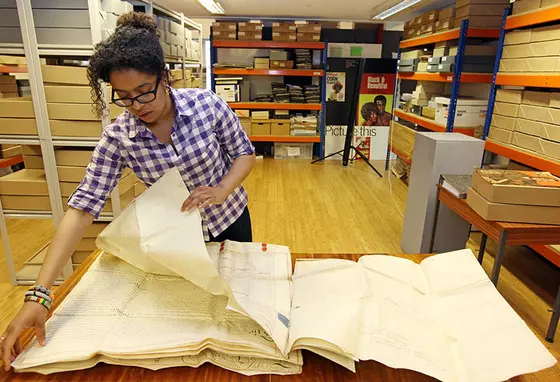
0,251,437,382
430,185,560,343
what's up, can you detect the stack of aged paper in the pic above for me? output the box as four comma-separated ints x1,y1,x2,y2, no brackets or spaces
12,168,557,380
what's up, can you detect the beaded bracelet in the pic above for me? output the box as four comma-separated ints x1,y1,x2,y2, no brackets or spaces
32,285,52,296
24,295,52,311
25,290,52,303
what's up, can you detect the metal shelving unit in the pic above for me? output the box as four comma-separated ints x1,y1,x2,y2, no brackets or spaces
389,20,501,167
211,38,328,155
482,5,560,343
0,0,200,285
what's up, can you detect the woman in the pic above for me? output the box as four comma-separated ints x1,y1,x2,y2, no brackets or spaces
0,12,255,370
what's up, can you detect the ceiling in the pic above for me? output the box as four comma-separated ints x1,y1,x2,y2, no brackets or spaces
159,0,454,22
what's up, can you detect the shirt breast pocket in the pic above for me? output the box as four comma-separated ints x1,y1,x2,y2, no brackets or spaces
188,137,220,178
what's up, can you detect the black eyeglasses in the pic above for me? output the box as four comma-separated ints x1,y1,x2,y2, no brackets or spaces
112,75,161,107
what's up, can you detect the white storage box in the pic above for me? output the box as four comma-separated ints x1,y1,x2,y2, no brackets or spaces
434,97,487,127
32,10,90,29
36,28,92,45
216,84,239,102
274,143,313,160
32,0,89,9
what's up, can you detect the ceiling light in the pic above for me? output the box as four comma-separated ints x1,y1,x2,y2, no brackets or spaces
195,0,225,15
372,0,422,20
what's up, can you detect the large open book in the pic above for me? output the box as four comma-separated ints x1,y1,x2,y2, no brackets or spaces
13,168,557,380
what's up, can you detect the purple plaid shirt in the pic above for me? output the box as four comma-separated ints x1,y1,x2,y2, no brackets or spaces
68,88,255,240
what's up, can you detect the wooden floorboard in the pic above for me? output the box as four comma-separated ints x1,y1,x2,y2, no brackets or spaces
0,159,559,380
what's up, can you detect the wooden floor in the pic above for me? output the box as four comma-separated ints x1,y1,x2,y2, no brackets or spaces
0,159,559,380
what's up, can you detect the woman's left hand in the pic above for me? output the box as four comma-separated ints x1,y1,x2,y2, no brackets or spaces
181,185,230,212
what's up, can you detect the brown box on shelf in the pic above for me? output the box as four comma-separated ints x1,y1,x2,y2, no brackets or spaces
0,93,19,98
514,118,544,136
44,85,93,104
251,122,271,135
21,145,42,156
531,25,560,42
540,137,560,159
134,181,147,197
513,131,542,152
297,22,322,33
503,41,560,58
499,57,560,72
238,31,262,40
57,165,86,182
212,30,236,40
41,65,88,85
297,32,320,42
456,15,503,28
390,121,416,160
271,121,290,135
414,10,439,26
47,103,120,121
419,22,436,35
59,182,78,197
2,145,21,158
542,0,560,6
456,4,507,18
0,83,18,93
0,98,34,118
512,0,542,14
493,101,520,117
270,60,294,69
404,20,414,30
0,75,16,84
84,222,109,238
55,149,93,167
435,18,454,31
24,155,44,169
272,22,297,33
401,49,424,60
0,118,37,135
488,126,514,143
404,28,417,38
522,90,560,108
0,195,51,211
466,187,560,224
421,107,436,119
0,169,48,196
49,120,103,138
239,118,251,135
541,122,560,142
75,238,96,252
491,114,516,130
254,57,270,69
439,6,455,20
505,29,531,45
212,22,237,31
237,21,263,31
496,89,523,104
273,32,297,41
518,104,560,125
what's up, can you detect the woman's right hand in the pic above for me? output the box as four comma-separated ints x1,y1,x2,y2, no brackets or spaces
0,302,47,371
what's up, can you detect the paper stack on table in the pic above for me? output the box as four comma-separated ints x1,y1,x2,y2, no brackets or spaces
12,168,557,380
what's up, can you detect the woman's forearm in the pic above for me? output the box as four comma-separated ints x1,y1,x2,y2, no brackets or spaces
218,154,256,194
35,207,94,288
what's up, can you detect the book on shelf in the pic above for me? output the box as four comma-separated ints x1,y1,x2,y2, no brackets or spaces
13,169,557,379
440,174,472,199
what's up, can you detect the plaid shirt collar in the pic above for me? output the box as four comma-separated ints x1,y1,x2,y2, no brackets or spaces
125,87,197,139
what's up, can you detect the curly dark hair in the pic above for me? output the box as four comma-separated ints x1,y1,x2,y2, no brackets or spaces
88,12,169,117
374,95,387,105
361,102,377,121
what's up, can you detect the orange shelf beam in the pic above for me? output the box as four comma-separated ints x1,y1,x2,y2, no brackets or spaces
214,68,324,77
496,73,560,88
0,155,23,168
530,245,560,268
397,72,493,83
213,40,326,49
249,135,321,143
390,147,412,165
0,65,27,74
394,109,475,135
228,102,322,111
505,5,560,30
400,28,500,49
485,140,560,176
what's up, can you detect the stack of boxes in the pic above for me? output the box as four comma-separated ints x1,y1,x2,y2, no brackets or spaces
22,145,44,170
0,0,21,45
1,144,22,159
72,222,109,268
212,21,237,40
156,16,184,57
412,82,446,117
511,0,557,15
0,73,18,98
56,148,137,216
454,0,510,28
238,20,263,41
235,110,251,136
501,22,560,73
403,10,440,39
467,169,560,225
489,89,560,161
0,165,49,212
42,65,119,138
428,44,496,74
254,57,270,69
398,49,426,72
296,21,321,42
0,96,37,136
273,21,297,41
290,114,317,136
435,6,455,31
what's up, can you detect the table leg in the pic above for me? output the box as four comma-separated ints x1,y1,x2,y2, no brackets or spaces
477,234,488,264
429,187,442,253
490,231,508,286
546,284,560,343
